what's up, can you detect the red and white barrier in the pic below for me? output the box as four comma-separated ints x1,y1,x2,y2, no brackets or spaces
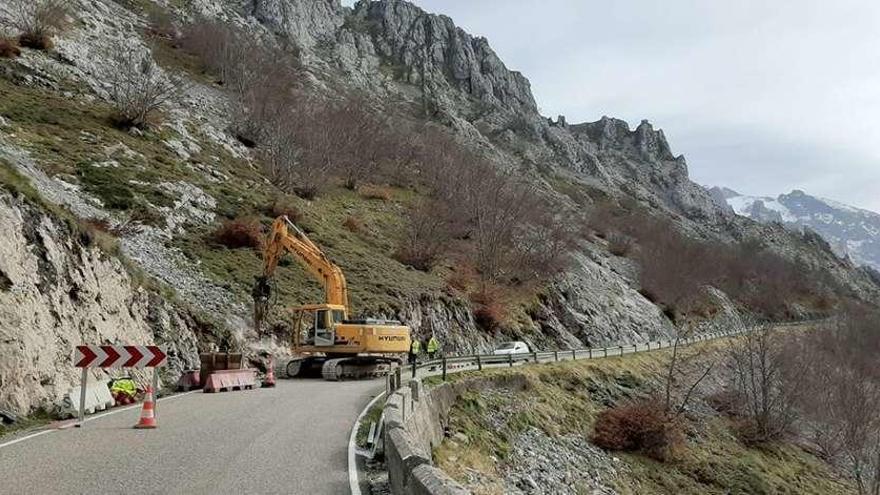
203,369,257,393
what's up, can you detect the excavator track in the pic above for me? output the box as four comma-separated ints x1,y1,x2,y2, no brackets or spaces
320,357,391,381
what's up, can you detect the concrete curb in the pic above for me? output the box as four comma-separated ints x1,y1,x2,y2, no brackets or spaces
383,378,480,494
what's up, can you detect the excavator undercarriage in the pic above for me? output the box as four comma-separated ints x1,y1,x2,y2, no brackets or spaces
284,355,400,381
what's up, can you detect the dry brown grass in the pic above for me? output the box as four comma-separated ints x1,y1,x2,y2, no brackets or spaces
267,198,303,224
210,217,263,249
0,38,22,58
18,32,52,50
359,184,392,201
591,398,684,462
342,215,363,233
470,286,507,331
8,0,71,51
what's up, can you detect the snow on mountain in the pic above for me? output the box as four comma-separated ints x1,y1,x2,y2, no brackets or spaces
709,187,880,271
725,194,798,222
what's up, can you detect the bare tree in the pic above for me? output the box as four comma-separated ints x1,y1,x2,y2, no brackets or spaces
590,201,835,320
663,325,715,417
797,310,880,495
395,198,456,270
6,0,71,49
259,104,334,200
180,20,302,146
724,322,808,444
107,47,184,129
229,47,300,147
319,95,388,190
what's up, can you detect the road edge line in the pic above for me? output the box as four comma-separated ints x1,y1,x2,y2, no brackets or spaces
349,390,387,495
0,390,199,450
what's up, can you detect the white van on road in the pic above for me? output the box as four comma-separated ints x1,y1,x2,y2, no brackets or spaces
492,341,531,356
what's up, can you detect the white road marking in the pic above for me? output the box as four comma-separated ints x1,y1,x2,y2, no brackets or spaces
0,429,55,449
0,390,199,450
349,391,387,495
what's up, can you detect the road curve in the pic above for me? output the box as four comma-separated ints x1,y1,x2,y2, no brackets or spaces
0,378,384,495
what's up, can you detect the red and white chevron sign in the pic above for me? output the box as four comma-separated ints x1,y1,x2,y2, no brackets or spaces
74,345,167,368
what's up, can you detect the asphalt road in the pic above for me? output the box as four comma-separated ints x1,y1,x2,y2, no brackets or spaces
0,378,384,495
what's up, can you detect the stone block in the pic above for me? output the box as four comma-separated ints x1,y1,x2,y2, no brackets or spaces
407,464,470,495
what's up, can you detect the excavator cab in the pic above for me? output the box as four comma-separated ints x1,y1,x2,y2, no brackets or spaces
291,304,347,348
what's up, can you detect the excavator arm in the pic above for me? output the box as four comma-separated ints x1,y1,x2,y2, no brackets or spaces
253,216,349,331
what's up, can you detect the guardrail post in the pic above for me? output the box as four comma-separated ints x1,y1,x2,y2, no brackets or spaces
442,357,447,381
574,349,578,360
476,355,482,371
508,354,514,367
633,344,637,354
587,348,591,359
618,345,623,356
554,351,559,362
604,348,608,358
533,352,539,363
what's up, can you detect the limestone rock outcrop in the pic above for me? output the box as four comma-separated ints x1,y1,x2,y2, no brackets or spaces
0,192,199,416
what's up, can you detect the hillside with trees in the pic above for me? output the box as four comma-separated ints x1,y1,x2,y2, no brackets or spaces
0,0,876,422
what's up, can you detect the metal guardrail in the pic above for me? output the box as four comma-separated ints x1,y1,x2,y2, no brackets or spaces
422,331,731,376
383,318,825,393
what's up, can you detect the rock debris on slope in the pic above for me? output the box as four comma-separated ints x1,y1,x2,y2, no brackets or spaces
0,0,877,417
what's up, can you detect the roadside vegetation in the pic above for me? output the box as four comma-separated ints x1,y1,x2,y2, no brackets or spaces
0,409,52,439
588,200,841,322
355,397,387,449
435,311,879,494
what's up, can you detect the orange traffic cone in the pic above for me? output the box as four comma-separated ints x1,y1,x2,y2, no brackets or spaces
134,387,157,429
262,357,276,388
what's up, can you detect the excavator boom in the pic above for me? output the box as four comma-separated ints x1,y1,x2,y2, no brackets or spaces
262,216,349,307
254,216,349,330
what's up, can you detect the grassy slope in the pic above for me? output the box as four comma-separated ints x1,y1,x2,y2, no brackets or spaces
174,186,446,315
433,344,855,495
0,62,446,323
0,410,52,439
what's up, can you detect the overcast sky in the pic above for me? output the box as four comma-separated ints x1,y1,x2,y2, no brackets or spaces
345,0,880,211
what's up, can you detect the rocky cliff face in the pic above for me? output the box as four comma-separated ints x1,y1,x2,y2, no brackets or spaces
350,0,538,114
0,192,199,416
247,0,345,49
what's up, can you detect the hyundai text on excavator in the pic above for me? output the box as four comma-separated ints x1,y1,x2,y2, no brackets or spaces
253,216,411,380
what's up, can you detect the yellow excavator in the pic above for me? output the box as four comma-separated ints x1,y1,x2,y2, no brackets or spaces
253,216,411,380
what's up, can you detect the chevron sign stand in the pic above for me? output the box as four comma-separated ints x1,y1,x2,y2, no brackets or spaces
72,345,167,426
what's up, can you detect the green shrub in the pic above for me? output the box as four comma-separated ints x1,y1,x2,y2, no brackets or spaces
76,165,136,210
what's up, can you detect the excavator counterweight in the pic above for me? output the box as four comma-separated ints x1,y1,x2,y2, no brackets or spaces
253,216,411,380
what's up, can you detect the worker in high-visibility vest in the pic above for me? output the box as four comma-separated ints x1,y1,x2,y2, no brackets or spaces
409,338,421,364
427,335,440,359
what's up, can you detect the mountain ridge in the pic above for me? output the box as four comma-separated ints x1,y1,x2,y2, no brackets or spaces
709,186,880,271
